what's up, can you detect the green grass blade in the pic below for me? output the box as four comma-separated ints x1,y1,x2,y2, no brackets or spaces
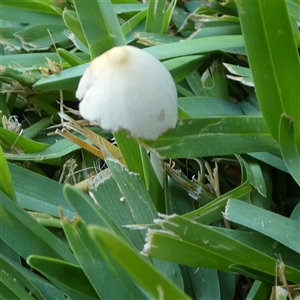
113,131,145,182
33,34,240,92
113,3,147,14
248,152,288,173
0,254,45,300
201,60,230,101
144,214,300,283
73,0,126,59
279,114,300,185
1,251,72,299
1,64,40,86
0,272,37,300
143,116,280,158
33,54,203,97
181,266,221,299
0,147,17,202
236,0,300,146
178,97,242,117
62,10,88,48
140,148,165,212
0,1,64,26
84,172,146,250
146,0,167,33
27,256,98,299
144,35,245,59
112,132,157,216
246,281,272,300
122,8,147,37
241,156,267,197
0,0,62,14
57,48,86,66
5,136,81,162
164,55,205,83
105,158,184,288
14,24,69,52
165,177,196,215
90,226,190,299
33,63,88,91
162,0,177,33
1,52,78,69
8,163,74,218
224,198,300,254
22,117,52,140
106,158,158,223
135,31,182,45
0,191,76,264
63,184,127,240
113,132,165,213
0,128,48,153
62,217,145,299
184,181,252,224
224,63,254,87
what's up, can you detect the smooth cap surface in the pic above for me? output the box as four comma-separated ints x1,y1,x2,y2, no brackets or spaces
76,45,178,140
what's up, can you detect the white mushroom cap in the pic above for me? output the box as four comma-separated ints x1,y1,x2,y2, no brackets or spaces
76,45,178,140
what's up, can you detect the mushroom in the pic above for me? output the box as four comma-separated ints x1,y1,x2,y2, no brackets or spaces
76,45,178,140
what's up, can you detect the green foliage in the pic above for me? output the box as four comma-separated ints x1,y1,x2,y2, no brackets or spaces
73,0,126,58
0,147,17,202
1,0,299,299
144,214,300,283
225,199,300,255
236,0,300,185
